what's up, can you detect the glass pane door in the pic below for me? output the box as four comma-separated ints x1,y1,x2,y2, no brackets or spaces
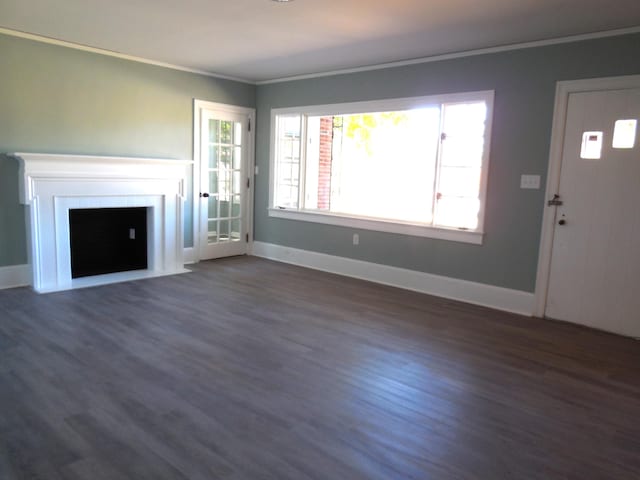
200,111,248,259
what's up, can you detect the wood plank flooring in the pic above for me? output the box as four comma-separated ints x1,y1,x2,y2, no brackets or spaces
1,256,639,479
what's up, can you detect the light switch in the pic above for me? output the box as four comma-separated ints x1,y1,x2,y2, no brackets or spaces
520,174,541,189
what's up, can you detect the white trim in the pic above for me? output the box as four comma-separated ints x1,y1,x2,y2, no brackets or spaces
269,91,493,242
270,90,494,117
257,26,640,85
37,267,191,294
0,27,253,84
2,25,639,86
0,264,30,290
252,241,535,316
268,208,483,244
193,99,256,117
183,247,196,264
12,152,190,293
192,100,256,262
534,74,640,317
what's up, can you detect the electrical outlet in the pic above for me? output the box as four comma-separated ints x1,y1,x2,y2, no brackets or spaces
520,174,541,189
353,233,359,245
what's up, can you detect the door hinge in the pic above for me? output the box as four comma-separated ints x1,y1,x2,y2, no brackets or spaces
247,178,250,189
441,132,447,141
246,233,249,242
248,119,251,132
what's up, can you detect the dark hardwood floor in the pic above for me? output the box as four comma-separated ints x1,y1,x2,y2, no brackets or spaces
1,257,639,480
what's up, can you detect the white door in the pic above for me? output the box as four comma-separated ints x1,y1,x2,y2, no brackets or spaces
198,109,251,260
546,87,640,337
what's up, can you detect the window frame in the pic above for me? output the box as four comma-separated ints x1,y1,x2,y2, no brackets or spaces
268,90,494,245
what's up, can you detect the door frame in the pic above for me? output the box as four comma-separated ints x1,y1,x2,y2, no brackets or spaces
191,99,256,263
534,74,640,317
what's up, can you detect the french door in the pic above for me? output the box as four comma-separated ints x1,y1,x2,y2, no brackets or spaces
197,105,253,260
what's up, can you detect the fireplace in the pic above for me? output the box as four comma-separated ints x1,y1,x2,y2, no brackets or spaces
69,207,149,278
13,153,192,293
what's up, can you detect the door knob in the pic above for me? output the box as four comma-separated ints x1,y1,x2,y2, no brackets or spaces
558,219,566,225
200,192,210,198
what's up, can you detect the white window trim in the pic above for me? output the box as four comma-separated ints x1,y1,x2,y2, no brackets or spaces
268,208,483,244
268,90,494,245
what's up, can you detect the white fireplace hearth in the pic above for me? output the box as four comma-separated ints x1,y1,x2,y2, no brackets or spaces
12,152,192,293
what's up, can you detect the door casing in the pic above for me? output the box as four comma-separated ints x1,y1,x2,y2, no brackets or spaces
534,74,640,318
191,99,256,263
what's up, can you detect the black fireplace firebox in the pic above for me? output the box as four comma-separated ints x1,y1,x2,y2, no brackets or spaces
69,207,148,279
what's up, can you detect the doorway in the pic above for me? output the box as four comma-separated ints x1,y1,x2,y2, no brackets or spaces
536,75,640,338
193,100,255,261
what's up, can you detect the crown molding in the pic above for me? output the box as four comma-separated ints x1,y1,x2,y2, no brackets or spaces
256,26,640,85
2,24,639,86
0,26,255,85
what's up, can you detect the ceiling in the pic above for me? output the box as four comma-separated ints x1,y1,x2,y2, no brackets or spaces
1,0,640,83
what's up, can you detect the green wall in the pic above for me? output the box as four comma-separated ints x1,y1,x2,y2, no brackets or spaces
254,33,640,293
0,33,255,266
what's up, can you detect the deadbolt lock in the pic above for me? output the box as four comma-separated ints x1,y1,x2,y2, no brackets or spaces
548,194,563,206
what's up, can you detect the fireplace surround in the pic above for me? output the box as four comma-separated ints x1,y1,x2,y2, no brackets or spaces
12,152,192,293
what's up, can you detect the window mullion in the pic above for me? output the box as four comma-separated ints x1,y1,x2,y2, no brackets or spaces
298,115,308,211
432,104,446,227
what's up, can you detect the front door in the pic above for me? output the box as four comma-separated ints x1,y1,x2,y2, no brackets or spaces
545,86,640,337
198,109,250,260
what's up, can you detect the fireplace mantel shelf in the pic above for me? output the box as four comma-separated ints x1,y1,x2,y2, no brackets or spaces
13,152,193,204
11,152,192,293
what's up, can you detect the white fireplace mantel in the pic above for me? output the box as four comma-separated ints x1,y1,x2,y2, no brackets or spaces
12,152,193,293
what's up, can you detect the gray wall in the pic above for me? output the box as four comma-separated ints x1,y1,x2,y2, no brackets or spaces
0,33,255,267
3,32,639,292
255,33,640,293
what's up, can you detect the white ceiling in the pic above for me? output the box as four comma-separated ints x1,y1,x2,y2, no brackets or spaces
1,0,640,83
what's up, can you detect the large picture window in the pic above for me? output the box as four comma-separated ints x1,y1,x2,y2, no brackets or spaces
269,91,494,244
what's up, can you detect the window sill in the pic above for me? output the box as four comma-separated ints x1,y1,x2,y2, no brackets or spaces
268,208,483,245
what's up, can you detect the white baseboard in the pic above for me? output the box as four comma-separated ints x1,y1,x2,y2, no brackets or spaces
251,242,535,316
183,247,196,264
0,264,30,290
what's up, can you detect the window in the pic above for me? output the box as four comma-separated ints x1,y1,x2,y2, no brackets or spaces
612,119,637,149
580,131,603,159
269,91,494,244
